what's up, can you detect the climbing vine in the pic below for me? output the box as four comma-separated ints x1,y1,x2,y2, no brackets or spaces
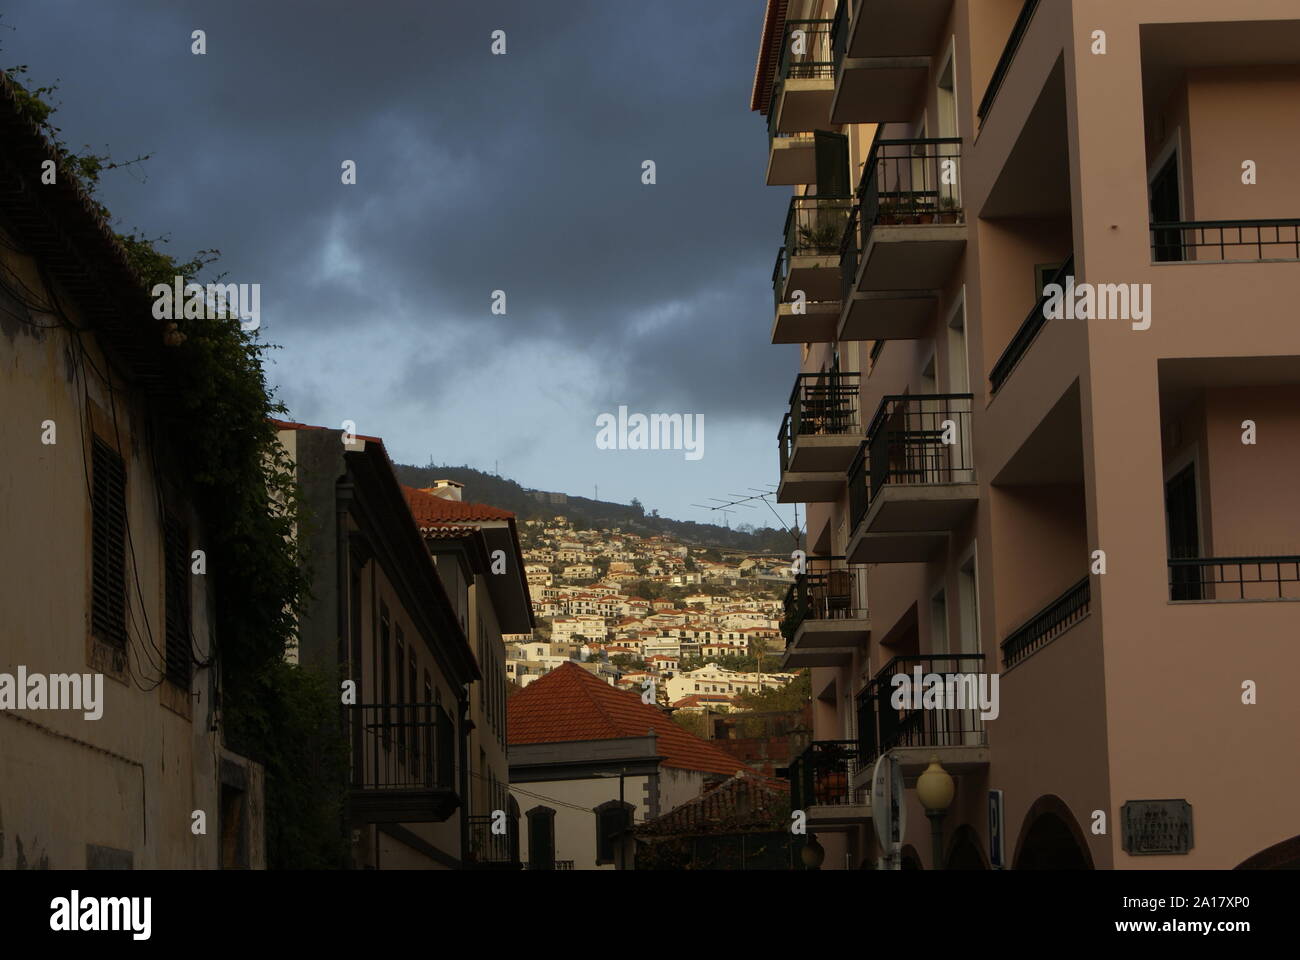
6,64,348,868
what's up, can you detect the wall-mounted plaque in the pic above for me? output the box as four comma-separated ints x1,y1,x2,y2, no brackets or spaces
1121,799,1193,855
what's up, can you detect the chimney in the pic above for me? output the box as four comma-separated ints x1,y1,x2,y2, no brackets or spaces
422,479,464,502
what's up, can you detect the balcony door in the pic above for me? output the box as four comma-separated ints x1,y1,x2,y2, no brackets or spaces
1166,462,1202,600
1150,145,1183,262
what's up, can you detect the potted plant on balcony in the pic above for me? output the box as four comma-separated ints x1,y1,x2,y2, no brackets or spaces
937,194,961,224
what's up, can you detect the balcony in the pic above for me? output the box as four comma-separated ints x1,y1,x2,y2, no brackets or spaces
777,371,861,503
770,248,841,344
768,19,836,141
830,0,951,124
1169,556,1300,602
781,558,869,668
846,394,977,563
776,195,853,307
1001,576,1090,670
989,256,1073,393
855,654,990,781
788,740,872,827
348,702,460,824
465,813,522,870
976,0,1041,126
838,139,965,342
1151,220,1300,263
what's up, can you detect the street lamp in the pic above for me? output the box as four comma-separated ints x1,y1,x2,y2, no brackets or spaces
801,832,826,870
916,755,954,871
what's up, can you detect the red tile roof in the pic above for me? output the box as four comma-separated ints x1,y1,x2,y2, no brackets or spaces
401,485,516,523
271,418,382,444
507,662,748,777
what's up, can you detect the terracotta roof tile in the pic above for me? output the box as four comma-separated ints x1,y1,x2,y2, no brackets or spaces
401,485,515,523
507,662,748,777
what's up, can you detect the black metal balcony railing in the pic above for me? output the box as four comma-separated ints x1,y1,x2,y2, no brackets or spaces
977,0,1041,122
1001,576,1090,670
841,138,964,300
859,393,975,513
831,0,850,72
351,701,455,793
777,18,836,84
847,441,869,531
779,371,861,474
790,370,860,436
989,255,1074,393
1169,556,1300,602
857,654,988,767
466,813,521,868
789,739,868,810
783,557,868,640
1151,220,1300,263
772,246,788,312
784,194,854,259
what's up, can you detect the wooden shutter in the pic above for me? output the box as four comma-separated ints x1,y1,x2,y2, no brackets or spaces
91,437,128,649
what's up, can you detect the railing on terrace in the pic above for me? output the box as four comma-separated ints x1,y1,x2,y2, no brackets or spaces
785,194,854,259
989,255,1074,393
1151,220,1300,263
1169,556,1300,602
1001,576,1090,670
779,371,861,474
790,370,860,437
784,556,867,639
831,0,851,72
856,654,988,767
350,701,456,793
977,0,1041,122
863,393,975,505
789,739,868,809
848,441,869,530
842,138,963,301
858,137,964,231
777,19,836,84
466,813,521,868
772,246,787,312
524,860,575,871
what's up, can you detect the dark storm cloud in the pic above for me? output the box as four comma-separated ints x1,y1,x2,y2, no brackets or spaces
2,0,800,517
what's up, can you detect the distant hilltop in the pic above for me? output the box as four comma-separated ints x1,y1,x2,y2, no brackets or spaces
392,463,796,553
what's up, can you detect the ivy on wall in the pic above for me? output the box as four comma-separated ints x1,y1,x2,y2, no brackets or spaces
7,65,349,868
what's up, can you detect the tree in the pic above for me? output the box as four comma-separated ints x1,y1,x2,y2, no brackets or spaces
732,672,811,713
671,711,709,738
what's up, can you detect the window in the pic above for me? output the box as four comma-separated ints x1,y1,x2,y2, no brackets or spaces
90,437,127,650
594,800,633,866
527,806,557,870
163,511,192,688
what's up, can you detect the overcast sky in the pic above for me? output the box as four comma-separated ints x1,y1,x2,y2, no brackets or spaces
3,0,799,530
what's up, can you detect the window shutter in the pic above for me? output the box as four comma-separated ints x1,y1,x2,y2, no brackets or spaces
91,438,128,649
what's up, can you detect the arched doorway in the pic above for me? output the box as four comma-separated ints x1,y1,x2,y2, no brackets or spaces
945,824,989,869
1013,796,1094,869
1236,835,1300,869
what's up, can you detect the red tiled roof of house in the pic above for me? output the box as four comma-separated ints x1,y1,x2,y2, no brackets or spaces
507,662,748,777
271,418,382,444
401,485,516,523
